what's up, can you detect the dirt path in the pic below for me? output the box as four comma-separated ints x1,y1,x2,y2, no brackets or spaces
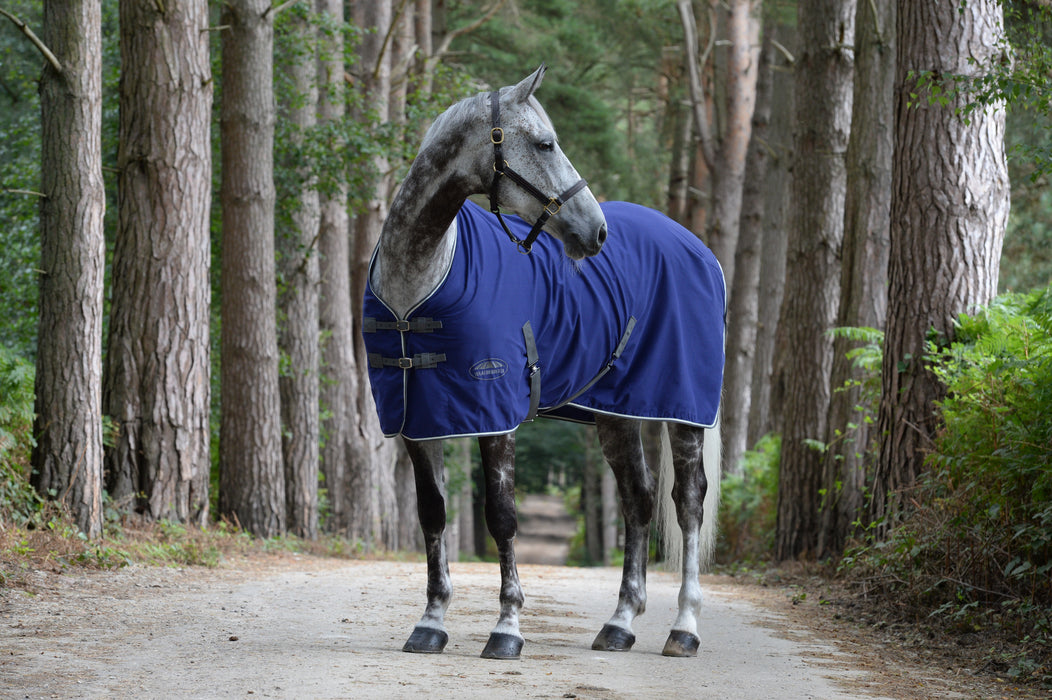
2,552,1037,700
515,494,577,566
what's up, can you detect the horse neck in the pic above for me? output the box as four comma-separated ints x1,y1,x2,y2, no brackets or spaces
373,154,473,318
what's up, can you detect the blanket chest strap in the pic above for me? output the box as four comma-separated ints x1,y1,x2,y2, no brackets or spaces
368,352,447,370
363,317,444,333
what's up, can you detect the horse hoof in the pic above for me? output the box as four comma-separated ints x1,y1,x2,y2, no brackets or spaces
481,632,524,659
402,626,449,654
591,624,636,651
662,630,700,657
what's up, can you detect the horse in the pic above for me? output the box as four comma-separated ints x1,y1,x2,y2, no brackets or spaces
363,66,726,660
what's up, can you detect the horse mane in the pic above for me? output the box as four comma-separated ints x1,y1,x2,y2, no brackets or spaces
419,92,487,153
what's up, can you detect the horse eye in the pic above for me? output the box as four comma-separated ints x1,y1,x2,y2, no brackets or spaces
537,140,555,153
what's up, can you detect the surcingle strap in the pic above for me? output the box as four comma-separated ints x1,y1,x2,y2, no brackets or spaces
363,317,443,333
368,352,447,370
522,321,541,422
545,316,638,413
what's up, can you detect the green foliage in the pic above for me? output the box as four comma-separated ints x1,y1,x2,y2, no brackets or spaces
1,1,44,357
716,433,780,563
842,287,1052,685
513,419,591,493
446,0,680,207
0,347,40,525
926,286,1052,596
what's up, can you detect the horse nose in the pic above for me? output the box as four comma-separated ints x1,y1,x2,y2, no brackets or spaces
595,222,608,249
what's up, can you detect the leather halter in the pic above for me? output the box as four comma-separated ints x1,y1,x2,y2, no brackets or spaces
488,91,588,254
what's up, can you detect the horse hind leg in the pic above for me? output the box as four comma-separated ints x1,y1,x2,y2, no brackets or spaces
402,438,453,654
661,423,710,657
591,416,653,652
478,433,526,659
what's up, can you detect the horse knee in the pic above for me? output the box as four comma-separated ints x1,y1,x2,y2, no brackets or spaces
485,501,518,543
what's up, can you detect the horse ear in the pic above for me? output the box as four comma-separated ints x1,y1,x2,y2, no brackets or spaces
508,64,546,103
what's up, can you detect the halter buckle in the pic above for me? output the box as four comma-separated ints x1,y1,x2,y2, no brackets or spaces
490,127,504,145
543,198,562,216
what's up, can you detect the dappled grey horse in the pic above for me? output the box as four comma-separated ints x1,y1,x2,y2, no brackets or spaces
363,66,726,660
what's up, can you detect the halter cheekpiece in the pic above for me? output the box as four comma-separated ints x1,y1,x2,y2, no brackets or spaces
488,91,588,254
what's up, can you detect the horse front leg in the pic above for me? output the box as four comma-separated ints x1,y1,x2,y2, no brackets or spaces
592,416,653,652
402,437,453,654
478,433,525,659
662,423,707,657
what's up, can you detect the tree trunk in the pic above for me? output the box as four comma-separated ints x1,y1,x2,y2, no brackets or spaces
601,460,618,566
721,20,774,476
773,0,854,561
394,447,421,550
871,0,1009,535
276,5,321,539
348,0,396,546
705,0,761,288
316,0,357,535
818,0,895,558
105,0,212,525
456,440,475,557
218,0,286,538
581,434,603,564
445,438,471,561
31,0,105,539
666,96,693,227
747,29,794,448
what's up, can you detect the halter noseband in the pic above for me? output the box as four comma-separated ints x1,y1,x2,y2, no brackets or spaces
488,91,588,254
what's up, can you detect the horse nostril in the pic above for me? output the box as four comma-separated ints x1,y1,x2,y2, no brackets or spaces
596,223,608,248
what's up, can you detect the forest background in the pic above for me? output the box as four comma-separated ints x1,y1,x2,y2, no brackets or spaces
1,0,1050,686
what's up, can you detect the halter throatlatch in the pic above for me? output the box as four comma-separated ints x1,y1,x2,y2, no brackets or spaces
488,91,588,254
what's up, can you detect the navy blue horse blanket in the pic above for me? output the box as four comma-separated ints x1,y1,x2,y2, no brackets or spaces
362,200,725,440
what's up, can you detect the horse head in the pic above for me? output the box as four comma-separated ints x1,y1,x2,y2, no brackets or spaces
484,66,608,260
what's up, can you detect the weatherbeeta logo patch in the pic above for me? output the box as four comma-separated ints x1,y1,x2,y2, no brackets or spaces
469,358,508,380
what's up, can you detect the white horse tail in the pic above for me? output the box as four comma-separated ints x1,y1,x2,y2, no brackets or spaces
656,417,722,573
700,418,722,569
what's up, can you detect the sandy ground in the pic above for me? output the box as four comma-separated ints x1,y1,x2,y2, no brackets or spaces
3,495,1042,699
4,547,1041,700
3,556,871,700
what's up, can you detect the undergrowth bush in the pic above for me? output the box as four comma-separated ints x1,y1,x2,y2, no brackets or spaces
843,285,1052,684
716,433,779,564
0,347,42,526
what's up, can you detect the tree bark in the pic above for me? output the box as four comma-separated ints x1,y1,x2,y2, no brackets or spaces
276,4,321,539
704,0,761,288
105,0,212,526
218,0,286,538
348,0,396,546
818,0,895,557
315,0,357,535
601,460,618,566
581,434,603,564
773,0,854,561
747,31,794,448
721,20,774,476
871,0,1009,535
31,0,105,539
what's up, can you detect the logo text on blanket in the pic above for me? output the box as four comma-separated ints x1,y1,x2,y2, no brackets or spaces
470,358,508,380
